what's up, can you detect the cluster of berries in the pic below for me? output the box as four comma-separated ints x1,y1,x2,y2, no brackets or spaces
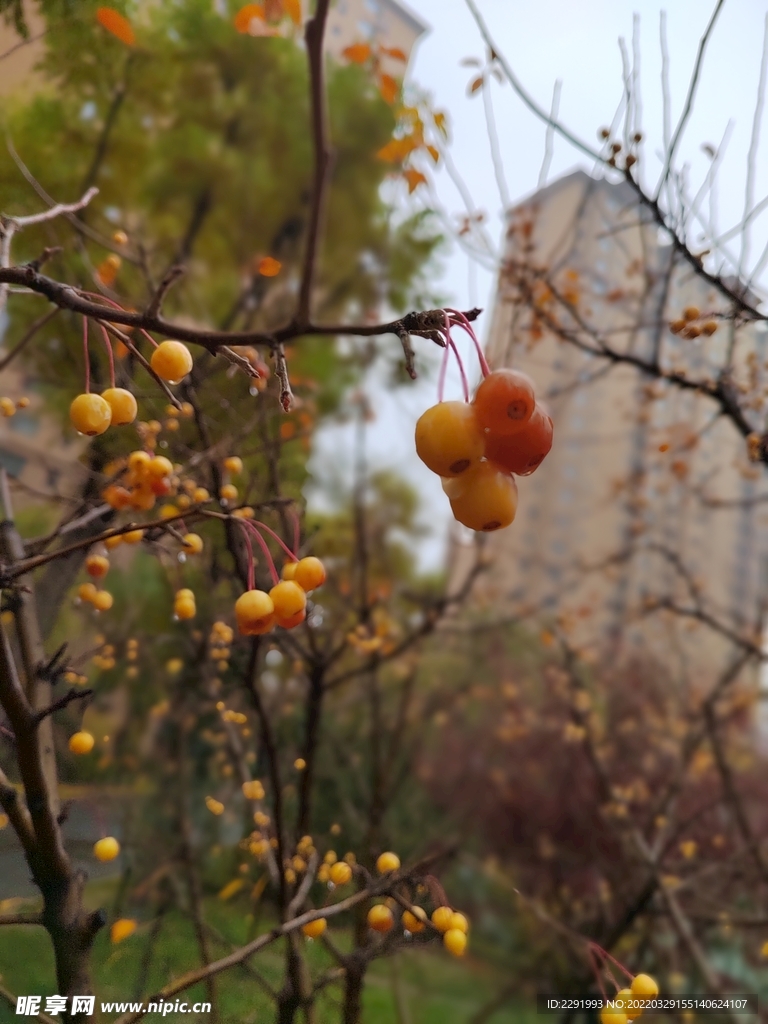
299,849,470,957
174,588,196,621
235,555,326,635
0,395,30,417
669,306,718,339
600,974,659,1024
416,367,553,532
103,451,180,513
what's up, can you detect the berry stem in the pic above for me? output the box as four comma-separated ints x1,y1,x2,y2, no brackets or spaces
139,329,159,350
242,520,280,586
443,311,469,402
251,519,299,563
587,944,608,1002
98,323,116,389
589,943,634,982
436,332,451,404
82,317,91,393
237,519,256,591
446,307,490,378
289,508,300,558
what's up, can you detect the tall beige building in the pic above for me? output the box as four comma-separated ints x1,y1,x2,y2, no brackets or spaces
450,169,768,682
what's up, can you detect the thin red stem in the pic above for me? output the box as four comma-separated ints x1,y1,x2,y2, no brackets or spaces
237,519,256,591
243,521,280,586
436,331,450,403
82,317,91,393
98,323,116,389
447,307,490,378
443,312,469,401
589,943,634,982
290,509,300,558
587,944,608,1002
251,520,298,563
140,328,159,350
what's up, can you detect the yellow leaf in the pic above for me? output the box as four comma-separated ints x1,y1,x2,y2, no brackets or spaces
426,144,440,164
283,0,302,25
433,111,448,138
96,7,135,46
469,75,484,95
376,137,415,163
342,42,372,64
234,4,265,33
381,46,407,61
258,256,282,277
379,73,398,105
403,170,427,194
219,878,245,901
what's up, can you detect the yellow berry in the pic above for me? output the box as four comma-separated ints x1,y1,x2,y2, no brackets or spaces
0,397,15,417
112,230,128,246
86,555,109,579
94,837,120,862
301,917,327,939
122,529,144,544
150,340,193,383
600,1010,628,1024
220,484,238,502
282,561,298,581
443,928,467,957
159,504,178,519
193,487,210,503
402,908,426,933
110,918,137,943
16,396,29,408
630,975,659,1000
148,455,173,479
431,906,454,933
69,731,95,755
78,582,98,604
269,581,306,624
614,990,640,1021
294,556,326,592
449,911,468,933
102,387,137,425
329,862,352,886
224,456,243,474
70,393,112,436
294,758,306,770
93,590,113,611
376,851,400,874
182,533,203,554
367,904,394,933
235,590,275,635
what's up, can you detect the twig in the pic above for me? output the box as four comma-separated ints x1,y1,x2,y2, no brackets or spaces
145,265,185,319
0,307,59,372
32,688,93,726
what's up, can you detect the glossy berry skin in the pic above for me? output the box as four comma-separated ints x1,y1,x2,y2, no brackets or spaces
376,851,400,874
86,555,109,579
431,907,454,933
224,456,243,474
78,583,98,603
94,837,120,862
484,404,553,476
447,461,518,532
473,369,536,435
235,590,275,636
630,975,658,1000
150,341,193,383
443,928,467,957
282,561,298,581
69,731,95,755
294,556,326,592
276,608,306,630
301,918,327,939
415,401,485,477
614,990,640,1021
93,590,113,611
102,387,137,425
182,533,203,555
269,581,307,620
367,904,394,933
329,861,352,886
449,912,469,933
70,393,112,436
402,909,426,933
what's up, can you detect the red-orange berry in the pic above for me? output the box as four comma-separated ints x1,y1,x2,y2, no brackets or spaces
235,590,275,635
294,557,326,592
473,369,536,435
483,404,553,476
446,461,518,532
415,401,484,477
367,904,394,933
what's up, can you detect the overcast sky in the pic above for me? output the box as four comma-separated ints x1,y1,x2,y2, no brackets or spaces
310,0,768,569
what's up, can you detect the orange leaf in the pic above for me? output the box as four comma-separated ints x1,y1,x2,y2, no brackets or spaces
96,7,135,46
258,256,282,277
381,46,407,61
469,75,484,95
342,42,372,64
426,144,440,164
378,73,398,105
403,169,427,194
283,0,302,24
376,137,416,163
234,4,265,33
